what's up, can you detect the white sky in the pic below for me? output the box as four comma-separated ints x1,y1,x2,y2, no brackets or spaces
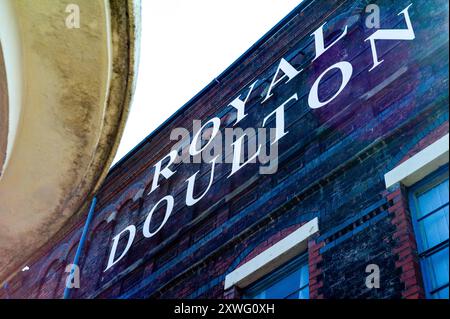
113,0,303,164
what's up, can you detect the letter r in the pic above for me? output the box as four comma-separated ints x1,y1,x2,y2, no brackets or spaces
149,150,178,194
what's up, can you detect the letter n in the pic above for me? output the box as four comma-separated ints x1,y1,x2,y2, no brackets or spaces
365,4,415,71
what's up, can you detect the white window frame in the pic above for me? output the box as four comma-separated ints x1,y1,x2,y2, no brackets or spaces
384,134,449,189
224,217,319,290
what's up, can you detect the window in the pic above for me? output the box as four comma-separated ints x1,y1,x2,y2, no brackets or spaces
243,254,309,299
224,218,318,297
409,168,449,299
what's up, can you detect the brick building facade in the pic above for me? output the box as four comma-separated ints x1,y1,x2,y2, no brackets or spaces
1,0,448,299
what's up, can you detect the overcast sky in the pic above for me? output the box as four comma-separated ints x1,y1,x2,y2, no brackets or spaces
113,0,303,164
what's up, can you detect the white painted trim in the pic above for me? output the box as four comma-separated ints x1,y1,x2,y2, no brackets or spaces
224,217,319,290
384,134,449,189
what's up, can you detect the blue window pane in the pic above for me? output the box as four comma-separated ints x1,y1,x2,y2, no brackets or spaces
432,286,449,299
422,247,449,293
410,175,449,299
244,255,309,299
262,269,301,298
286,286,309,299
299,263,309,289
253,291,266,299
261,265,309,298
299,286,309,299
438,179,449,203
417,179,449,217
418,206,449,252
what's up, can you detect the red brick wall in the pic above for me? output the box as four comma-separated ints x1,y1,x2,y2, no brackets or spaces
308,239,324,299
386,185,425,299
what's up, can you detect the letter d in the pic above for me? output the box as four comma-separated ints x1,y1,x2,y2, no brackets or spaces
104,225,136,272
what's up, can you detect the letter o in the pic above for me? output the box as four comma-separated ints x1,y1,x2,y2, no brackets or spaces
189,117,221,156
143,195,174,238
308,61,353,109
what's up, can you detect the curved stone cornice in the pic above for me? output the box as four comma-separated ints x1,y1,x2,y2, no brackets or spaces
0,0,141,281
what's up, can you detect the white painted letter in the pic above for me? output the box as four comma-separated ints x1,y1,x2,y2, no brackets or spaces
229,80,258,125
185,156,219,206
190,118,221,156
262,93,298,144
149,150,178,194
308,61,353,109
228,135,262,177
143,196,174,238
262,58,302,103
311,22,348,61
365,4,415,71
105,225,136,271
